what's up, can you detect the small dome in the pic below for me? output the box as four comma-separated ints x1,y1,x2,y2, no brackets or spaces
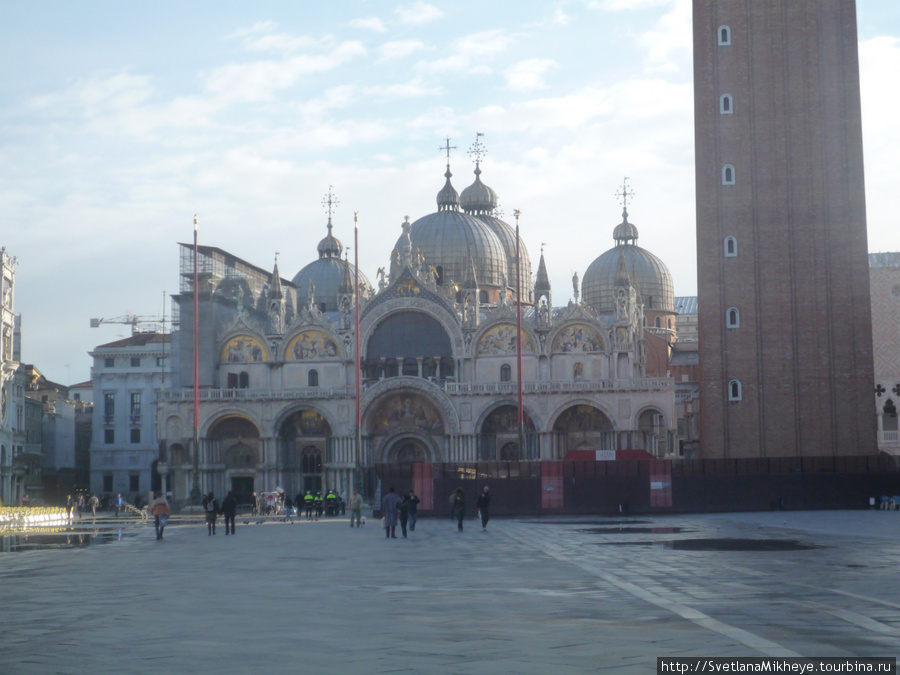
612,208,639,245
436,166,459,212
317,221,343,258
459,164,498,215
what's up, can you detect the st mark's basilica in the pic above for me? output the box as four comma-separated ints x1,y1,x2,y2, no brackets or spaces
156,139,678,506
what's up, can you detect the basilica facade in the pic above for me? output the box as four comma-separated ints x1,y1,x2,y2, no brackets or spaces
155,153,677,507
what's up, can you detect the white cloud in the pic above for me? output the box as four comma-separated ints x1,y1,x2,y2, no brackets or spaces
363,82,441,99
636,0,692,72
394,2,444,26
504,59,560,92
417,29,515,75
378,39,428,62
552,7,571,26
588,0,671,10
225,21,279,39
350,17,387,32
203,41,367,103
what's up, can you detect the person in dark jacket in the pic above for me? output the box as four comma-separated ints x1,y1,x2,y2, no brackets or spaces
476,486,491,531
220,490,237,535
452,488,466,532
203,492,219,536
382,487,402,539
407,490,420,531
398,494,410,538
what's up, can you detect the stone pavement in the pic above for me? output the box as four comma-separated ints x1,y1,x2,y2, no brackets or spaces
1,510,898,673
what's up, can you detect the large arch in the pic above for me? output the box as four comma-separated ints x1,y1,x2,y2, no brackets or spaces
476,403,539,461
551,402,616,455
381,432,442,464
361,377,460,434
364,388,448,464
278,409,332,497
363,309,455,381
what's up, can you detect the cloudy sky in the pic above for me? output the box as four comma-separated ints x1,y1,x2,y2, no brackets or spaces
2,0,898,386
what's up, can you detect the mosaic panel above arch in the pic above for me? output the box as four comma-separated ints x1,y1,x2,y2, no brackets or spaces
476,324,535,356
480,405,536,433
370,393,444,435
553,405,613,432
552,324,605,353
220,335,267,363
286,330,340,361
281,410,332,438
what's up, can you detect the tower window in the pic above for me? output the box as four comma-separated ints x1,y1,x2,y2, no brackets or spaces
728,380,742,401
239,371,249,389
308,369,319,387
655,317,661,328
479,290,488,304
720,94,733,114
722,165,735,185
724,236,737,257
500,364,511,382
726,307,740,328
718,25,731,46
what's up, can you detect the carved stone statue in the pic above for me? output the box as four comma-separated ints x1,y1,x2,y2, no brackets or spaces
572,272,580,303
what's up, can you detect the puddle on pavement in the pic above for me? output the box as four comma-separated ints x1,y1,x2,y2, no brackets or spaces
599,537,822,551
582,526,689,534
0,529,137,553
527,519,651,526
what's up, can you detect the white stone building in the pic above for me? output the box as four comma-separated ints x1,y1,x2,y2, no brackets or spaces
156,154,677,507
89,333,171,500
1,247,26,505
871,252,900,455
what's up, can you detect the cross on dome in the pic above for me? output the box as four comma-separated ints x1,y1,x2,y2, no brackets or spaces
468,132,487,165
322,185,340,224
615,177,635,209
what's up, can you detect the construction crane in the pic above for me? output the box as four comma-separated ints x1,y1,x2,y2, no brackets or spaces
90,313,167,335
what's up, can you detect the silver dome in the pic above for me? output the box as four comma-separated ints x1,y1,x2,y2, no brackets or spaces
478,214,533,304
582,244,673,313
291,258,372,313
404,210,508,288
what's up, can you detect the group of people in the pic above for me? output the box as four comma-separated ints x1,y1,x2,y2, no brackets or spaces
63,493,105,521
450,486,491,532
294,489,345,521
380,488,422,538
201,491,238,536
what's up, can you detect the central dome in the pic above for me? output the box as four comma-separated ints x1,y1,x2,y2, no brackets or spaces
292,220,372,312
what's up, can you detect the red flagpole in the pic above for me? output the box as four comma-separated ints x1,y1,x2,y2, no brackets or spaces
515,212,525,457
354,212,362,493
191,215,201,505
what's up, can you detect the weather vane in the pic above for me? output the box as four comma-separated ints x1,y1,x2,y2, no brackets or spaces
615,177,635,208
323,185,339,222
468,132,486,165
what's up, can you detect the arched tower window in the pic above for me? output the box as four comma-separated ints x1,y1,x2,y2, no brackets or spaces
500,364,511,382
308,369,318,387
718,25,731,46
883,399,898,433
720,94,733,114
655,317,661,328
724,236,737,257
722,165,735,185
479,290,488,304
728,380,742,401
727,307,740,328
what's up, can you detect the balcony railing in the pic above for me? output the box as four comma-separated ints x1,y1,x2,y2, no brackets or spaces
157,377,672,403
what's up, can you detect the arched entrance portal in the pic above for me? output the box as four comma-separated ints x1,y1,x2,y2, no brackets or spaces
385,436,432,464
552,404,614,458
208,416,261,505
280,410,331,498
478,405,537,460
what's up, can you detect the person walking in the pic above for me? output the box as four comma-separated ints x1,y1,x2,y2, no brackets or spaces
408,490,420,531
66,494,75,523
221,490,238,534
149,491,171,540
283,494,294,523
452,488,466,532
76,494,85,520
382,487,402,539
88,494,99,520
203,492,219,535
114,493,124,517
476,486,491,531
398,494,410,539
348,488,363,527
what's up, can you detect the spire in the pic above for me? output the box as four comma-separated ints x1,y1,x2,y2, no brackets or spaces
270,255,284,299
317,187,344,258
534,244,551,293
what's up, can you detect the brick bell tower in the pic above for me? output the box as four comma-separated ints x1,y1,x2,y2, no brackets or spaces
693,0,876,458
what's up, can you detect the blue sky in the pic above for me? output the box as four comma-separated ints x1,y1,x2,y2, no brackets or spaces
2,0,898,385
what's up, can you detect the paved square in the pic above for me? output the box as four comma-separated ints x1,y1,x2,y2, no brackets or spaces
1,510,898,673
